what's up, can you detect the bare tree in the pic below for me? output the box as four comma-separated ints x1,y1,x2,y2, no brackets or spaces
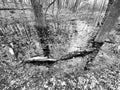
31,0,50,57
95,0,120,42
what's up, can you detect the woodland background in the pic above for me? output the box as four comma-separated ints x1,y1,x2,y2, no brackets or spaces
0,0,120,90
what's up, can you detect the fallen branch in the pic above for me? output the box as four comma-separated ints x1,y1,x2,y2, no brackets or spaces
22,56,57,68
23,49,96,67
0,8,32,10
21,40,104,68
59,50,95,61
27,56,57,61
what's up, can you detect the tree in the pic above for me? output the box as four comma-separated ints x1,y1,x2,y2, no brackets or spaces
30,0,50,57
95,0,120,42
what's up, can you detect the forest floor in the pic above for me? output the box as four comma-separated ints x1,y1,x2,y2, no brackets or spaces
0,21,120,90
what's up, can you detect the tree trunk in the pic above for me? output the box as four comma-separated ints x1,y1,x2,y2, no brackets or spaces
95,0,120,42
31,0,50,57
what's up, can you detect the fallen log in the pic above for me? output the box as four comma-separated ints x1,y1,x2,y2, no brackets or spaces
27,56,57,61
23,56,57,68
23,40,103,68
23,49,96,67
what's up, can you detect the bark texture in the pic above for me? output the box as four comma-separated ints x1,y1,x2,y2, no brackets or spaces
95,0,120,42
31,0,50,57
